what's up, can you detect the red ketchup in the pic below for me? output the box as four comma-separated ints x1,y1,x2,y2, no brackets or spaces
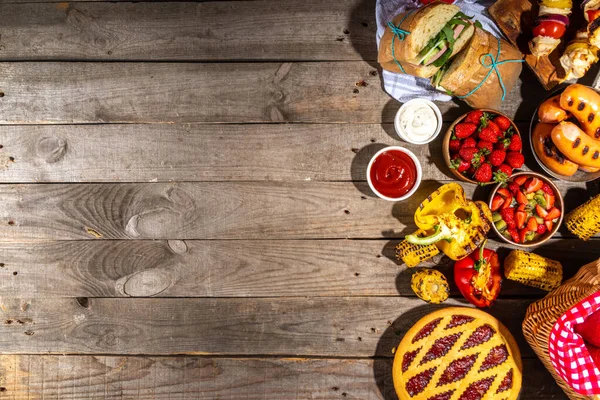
370,150,417,198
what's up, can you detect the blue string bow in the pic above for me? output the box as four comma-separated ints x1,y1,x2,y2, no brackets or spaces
457,38,524,101
386,9,416,74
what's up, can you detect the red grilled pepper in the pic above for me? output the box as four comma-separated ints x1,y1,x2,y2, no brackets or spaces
453,240,502,308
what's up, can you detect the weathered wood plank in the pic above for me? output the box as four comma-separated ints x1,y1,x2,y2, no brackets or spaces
0,123,543,183
0,355,566,399
0,62,535,124
0,0,374,61
0,297,541,357
0,181,592,240
0,239,597,298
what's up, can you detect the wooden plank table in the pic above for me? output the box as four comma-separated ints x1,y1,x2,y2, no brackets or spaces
0,0,595,398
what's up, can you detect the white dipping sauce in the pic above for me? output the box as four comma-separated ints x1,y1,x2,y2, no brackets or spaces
398,100,438,143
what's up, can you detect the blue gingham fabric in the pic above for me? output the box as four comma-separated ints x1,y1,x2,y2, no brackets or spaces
375,0,503,103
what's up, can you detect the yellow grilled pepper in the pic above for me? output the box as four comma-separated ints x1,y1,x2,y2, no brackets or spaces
405,183,493,261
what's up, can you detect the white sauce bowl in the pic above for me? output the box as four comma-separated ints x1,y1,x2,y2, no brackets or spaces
394,98,442,145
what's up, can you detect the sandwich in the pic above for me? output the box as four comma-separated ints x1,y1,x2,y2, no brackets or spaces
378,2,476,78
431,27,523,109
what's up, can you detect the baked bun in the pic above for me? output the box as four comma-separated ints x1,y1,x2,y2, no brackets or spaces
435,27,523,109
378,3,475,78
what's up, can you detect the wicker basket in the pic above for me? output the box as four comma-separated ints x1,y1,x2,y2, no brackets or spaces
523,259,600,400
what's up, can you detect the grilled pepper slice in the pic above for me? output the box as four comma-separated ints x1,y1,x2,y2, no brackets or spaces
405,183,493,261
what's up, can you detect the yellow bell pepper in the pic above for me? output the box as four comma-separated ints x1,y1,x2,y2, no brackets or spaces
540,0,572,9
405,183,493,261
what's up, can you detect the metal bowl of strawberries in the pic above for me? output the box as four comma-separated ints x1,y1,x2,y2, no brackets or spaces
488,172,564,248
443,109,524,185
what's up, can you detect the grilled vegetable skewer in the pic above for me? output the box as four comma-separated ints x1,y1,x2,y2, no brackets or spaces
559,31,599,80
530,0,572,57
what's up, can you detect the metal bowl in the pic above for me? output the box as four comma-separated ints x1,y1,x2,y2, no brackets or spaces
443,109,522,185
529,85,600,182
488,172,564,248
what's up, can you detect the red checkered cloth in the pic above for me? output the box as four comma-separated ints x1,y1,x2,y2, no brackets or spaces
549,290,600,395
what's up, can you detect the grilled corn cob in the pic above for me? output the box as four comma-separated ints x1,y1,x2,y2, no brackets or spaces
411,269,449,303
504,250,562,292
396,230,440,267
566,193,600,240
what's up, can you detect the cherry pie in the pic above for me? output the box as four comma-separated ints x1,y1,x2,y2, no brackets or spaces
392,307,522,400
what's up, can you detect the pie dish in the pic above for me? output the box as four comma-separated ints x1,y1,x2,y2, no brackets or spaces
392,307,522,400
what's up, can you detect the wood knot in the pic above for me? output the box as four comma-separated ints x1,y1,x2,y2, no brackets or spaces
116,269,173,297
167,240,187,255
86,227,103,238
36,137,67,164
76,297,89,308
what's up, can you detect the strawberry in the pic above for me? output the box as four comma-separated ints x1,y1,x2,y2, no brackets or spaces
517,203,527,212
544,193,555,210
501,194,513,209
479,127,499,143
493,164,513,183
536,224,547,235
487,121,502,137
514,176,528,186
541,183,554,195
516,210,527,229
450,155,470,173
493,115,511,131
574,310,600,348
477,140,493,154
536,204,549,219
527,216,538,232
545,207,561,221
474,163,493,183
454,122,477,139
501,207,516,229
491,195,505,211
507,134,522,151
507,182,519,196
467,166,476,176
463,137,477,148
459,147,481,165
508,227,520,243
519,228,528,243
525,177,543,194
506,151,524,169
544,220,554,231
489,149,506,166
516,190,528,205
495,140,508,150
497,188,511,198
464,110,484,125
449,138,461,153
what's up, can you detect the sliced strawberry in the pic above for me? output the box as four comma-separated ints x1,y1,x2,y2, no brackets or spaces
496,188,511,198
507,182,519,196
518,204,527,212
501,195,513,209
544,220,554,232
516,211,527,229
544,193,555,210
514,176,527,186
536,204,549,219
545,207,561,221
519,228,528,244
527,217,538,232
516,190,528,205
491,195,505,211
508,228,520,243
525,177,543,194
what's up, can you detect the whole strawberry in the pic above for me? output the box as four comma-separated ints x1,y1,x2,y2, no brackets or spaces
506,151,524,169
493,164,512,183
450,155,470,172
464,110,484,125
489,149,506,167
449,138,461,153
487,121,502,138
474,163,492,183
493,115,511,131
477,140,493,154
454,122,477,139
479,126,498,143
463,137,477,148
507,182,519,196
507,134,522,151
459,147,483,167
494,141,507,150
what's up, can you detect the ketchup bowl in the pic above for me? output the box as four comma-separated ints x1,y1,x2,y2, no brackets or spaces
367,146,422,201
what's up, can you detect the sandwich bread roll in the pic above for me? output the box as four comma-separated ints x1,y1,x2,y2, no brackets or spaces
378,3,475,78
433,27,522,109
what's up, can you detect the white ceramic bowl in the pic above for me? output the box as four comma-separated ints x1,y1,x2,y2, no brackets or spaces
367,146,422,201
394,98,442,145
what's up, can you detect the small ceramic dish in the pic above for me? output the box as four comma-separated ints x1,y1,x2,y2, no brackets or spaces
394,98,443,145
367,146,422,201
488,172,564,248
